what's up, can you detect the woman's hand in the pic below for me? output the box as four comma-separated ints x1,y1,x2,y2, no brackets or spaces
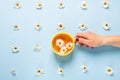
75,31,120,48
75,31,104,48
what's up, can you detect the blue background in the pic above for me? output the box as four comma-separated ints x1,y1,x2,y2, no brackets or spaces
0,0,120,80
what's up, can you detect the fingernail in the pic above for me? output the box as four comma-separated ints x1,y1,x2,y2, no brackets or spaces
81,44,84,46
76,38,79,41
91,47,94,48
86,45,89,47
80,43,85,47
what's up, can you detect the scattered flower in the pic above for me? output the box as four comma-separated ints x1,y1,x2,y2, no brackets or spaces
34,44,41,52
106,67,113,76
59,2,65,9
14,2,21,8
81,65,88,73
103,23,110,30
35,23,41,31
81,1,87,9
79,23,86,30
12,45,19,53
36,2,42,9
102,0,109,9
13,25,19,31
36,68,43,76
57,23,64,30
57,68,64,75
10,68,16,75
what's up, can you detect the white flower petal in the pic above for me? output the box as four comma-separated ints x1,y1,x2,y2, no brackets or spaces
66,42,73,49
56,39,64,48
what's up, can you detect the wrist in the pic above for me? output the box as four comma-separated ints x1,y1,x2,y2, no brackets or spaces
101,36,110,46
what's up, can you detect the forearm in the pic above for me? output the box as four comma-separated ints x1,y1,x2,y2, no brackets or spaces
102,36,120,47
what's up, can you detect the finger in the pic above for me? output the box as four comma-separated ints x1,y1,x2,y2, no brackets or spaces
78,38,89,46
75,34,80,40
75,33,87,43
76,32,88,39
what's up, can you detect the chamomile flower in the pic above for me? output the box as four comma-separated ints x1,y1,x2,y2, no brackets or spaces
79,23,86,30
106,67,113,76
57,23,64,30
59,2,65,9
36,2,42,9
57,68,64,75
10,68,16,75
60,46,67,54
102,0,109,9
56,39,64,48
81,65,88,73
36,68,43,76
34,44,41,52
14,2,21,8
66,42,73,49
103,23,110,30
81,1,87,9
12,45,19,53
35,23,41,31
13,25,19,31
